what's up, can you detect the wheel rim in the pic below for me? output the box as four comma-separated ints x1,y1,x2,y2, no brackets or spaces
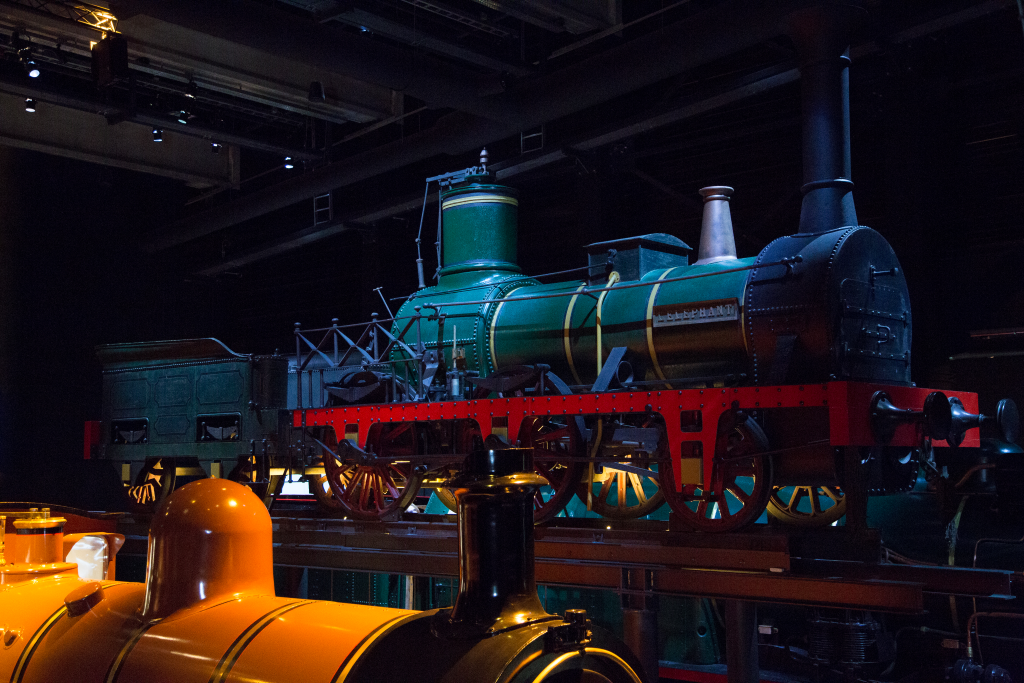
520,415,586,524
767,485,846,525
577,418,665,520
432,421,481,514
310,470,344,510
661,416,772,532
322,423,424,521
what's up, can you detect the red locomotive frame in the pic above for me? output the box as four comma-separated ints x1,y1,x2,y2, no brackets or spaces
295,381,978,497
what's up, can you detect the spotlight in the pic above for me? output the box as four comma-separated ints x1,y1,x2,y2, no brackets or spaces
283,156,294,169
211,142,222,154
176,110,190,124
24,98,36,112
185,78,198,100
18,47,39,78
152,128,163,142
308,80,325,103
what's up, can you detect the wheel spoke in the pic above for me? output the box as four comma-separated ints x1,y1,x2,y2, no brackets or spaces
810,487,822,515
725,483,749,505
628,472,647,505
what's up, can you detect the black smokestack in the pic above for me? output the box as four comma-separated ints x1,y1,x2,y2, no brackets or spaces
437,446,552,637
788,2,865,234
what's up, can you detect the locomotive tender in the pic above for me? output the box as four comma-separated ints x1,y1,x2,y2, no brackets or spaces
92,2,1018,530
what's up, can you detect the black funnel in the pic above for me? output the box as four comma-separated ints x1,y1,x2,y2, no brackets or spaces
435,446,554,638
788,2,866,234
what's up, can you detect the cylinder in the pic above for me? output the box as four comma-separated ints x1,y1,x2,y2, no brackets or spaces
440,181,520,278
12,513,66,565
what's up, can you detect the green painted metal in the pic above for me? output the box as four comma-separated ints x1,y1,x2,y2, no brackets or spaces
390,271,537,379
491,261,753,387
393,177,754,391
645,259,753,384
439,180,520,278
388,178,535,381
97,338,288,466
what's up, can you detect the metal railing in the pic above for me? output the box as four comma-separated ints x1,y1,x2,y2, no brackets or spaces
293,313,430,409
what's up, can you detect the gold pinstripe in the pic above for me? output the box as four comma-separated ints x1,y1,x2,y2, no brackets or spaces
595,272,620,376
488,287,522,373
10,607,66,683
562,285,586,385
12,581,121,683
330,613,422,683
442,195,518,210
208,600,315,683
646,268,678,386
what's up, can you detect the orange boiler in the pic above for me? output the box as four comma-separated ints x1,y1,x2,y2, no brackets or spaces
0,448,647,683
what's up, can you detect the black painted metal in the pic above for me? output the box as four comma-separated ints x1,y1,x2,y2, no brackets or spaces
787,2,865,234
725,600,759,683
438,447,553,636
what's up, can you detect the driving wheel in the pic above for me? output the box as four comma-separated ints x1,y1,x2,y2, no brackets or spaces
767,485,846,525
576,417,665,520
322,423,425,521
661,415,773,532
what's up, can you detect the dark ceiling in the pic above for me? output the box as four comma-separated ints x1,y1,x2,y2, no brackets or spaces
0,0,1023,482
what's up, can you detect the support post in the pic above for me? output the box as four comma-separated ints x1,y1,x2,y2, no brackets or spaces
402,574,415,610
725,600,758,683
843,445,869,534
622,568,659,683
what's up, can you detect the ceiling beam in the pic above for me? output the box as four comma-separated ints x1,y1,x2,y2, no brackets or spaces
194,66,800,273
151,0,1016,254
323,7,531,77
0,77,322,161
0,0,394,125
111,0,513,122
147,0,809,252
0,90,238,187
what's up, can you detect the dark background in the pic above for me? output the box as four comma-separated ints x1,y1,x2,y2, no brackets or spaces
0,6,1022,504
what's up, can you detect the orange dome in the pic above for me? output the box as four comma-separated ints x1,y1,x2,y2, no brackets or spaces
142,478,275,619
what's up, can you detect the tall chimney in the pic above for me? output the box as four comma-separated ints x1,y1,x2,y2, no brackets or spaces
434,446,554,637
694,186,738,264
788,2,865,234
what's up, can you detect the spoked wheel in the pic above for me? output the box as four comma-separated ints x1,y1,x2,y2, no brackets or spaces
431,421,483,513
661,415,773,532
469,368,586,524
767,486,846,525
520,413,586,524
576,417,665,520
322,423,425,521
309,469,344,511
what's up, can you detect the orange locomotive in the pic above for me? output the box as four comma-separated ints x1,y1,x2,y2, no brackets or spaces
0,449,646,683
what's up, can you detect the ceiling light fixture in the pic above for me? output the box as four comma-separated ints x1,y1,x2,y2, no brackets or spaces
19,48,39,78
152,128,163,142
176,110,190,125
284,156,294,169
24,98,36,112
211,142,222,154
